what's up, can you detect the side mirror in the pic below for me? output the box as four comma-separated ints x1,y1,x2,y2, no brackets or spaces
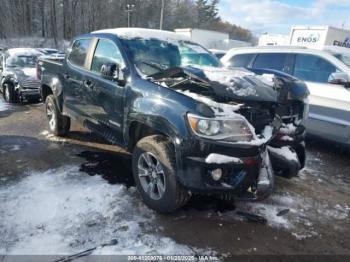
100,63,125,85
328,72,350,87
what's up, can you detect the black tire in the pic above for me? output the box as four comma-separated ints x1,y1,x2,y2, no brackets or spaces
45,95,70,136
132,135,190,213
3,83,18,103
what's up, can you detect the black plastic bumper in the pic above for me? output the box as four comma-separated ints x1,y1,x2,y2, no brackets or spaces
175,139,263,194
19,89,41,100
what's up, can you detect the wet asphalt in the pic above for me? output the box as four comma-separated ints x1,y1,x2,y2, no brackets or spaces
0,97,349,258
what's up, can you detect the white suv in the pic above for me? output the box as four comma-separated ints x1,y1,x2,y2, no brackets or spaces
221,46,350,146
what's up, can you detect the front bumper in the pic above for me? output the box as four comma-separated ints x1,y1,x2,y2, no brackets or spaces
19,88,41,99
176,139,263,194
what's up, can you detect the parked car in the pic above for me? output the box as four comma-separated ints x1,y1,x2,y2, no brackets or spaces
37,28,309,212
0,48,43,103
221,46,350,147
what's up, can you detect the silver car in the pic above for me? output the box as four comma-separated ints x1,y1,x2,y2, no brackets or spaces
221,46,350,146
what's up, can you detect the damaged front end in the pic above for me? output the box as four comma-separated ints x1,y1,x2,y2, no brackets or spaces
148,66,309,198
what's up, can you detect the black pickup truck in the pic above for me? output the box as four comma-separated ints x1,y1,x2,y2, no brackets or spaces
37,28,309,213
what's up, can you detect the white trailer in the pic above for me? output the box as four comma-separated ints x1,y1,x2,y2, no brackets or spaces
289,25,350,49
258,33,289,46
174,28,251,50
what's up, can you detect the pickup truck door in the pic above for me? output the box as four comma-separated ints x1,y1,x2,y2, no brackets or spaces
292,53,350,144
80,38,126,143
63,38,95,120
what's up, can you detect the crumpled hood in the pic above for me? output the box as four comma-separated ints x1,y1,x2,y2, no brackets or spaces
187,66,278,103
7,67,37,82
149,66,309,104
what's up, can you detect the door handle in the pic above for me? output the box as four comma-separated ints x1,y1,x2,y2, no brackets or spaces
63,73,70,80
83,80,94,89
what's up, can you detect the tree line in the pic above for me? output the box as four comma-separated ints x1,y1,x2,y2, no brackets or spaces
0,0,255,48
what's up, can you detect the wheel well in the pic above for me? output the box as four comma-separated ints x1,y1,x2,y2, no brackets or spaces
41,84,53,101
128,121,168,151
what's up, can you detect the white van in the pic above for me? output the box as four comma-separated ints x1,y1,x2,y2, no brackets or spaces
221,46,350,146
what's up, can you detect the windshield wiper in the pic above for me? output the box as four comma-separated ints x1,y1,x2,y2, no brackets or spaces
137,60,168,72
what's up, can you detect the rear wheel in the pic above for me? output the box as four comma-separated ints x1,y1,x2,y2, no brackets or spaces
45,95,70,136
132,135,190,213
3,83,18,103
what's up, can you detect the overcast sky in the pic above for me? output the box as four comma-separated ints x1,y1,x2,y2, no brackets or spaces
218,0,350,35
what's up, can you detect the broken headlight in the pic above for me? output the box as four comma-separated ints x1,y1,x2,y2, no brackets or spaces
187,113,254,142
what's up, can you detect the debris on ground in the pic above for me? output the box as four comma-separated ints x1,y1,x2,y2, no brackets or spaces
236,211,267,225
276,209,290,217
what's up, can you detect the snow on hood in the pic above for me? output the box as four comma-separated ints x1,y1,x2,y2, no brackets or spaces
197,66,277,102
7,48,42,57
0,166,210,255
19,68,37,78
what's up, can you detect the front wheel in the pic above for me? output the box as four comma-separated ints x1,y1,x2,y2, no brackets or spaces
45,95,70,136
3,83,18,103
132,135,191,213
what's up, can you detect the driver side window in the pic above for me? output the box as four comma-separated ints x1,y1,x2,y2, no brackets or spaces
91,39,124,73
293,54,340,83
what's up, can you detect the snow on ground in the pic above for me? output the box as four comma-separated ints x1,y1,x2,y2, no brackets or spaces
232,163,349,240
0,166,205,255
40,130,68,142
0,99,10,112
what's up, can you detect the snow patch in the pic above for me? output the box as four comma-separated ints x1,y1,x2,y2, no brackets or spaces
205,153,242,164
280,123,297,135
0,166,205,255
7,48,43,57
92,28,190,42
40,130,67,142
0,99,10,112
198,66,259,97
268,146,299,162
10,145,20,151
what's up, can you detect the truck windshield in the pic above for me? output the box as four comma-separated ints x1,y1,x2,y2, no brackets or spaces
121,38,220,75
6,55,40,68
334,53,350,68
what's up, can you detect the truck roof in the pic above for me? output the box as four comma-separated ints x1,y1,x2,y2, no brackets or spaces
92,28,190,42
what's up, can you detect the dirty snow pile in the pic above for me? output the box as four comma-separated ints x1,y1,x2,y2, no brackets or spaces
0,166,204,255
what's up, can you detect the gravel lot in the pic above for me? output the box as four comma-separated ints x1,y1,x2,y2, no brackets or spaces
0,97,349,259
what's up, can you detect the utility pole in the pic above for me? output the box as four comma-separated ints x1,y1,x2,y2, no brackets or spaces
126,4,135,28
160,0,164,30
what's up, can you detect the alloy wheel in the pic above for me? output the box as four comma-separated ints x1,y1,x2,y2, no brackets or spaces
137,152,166,200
